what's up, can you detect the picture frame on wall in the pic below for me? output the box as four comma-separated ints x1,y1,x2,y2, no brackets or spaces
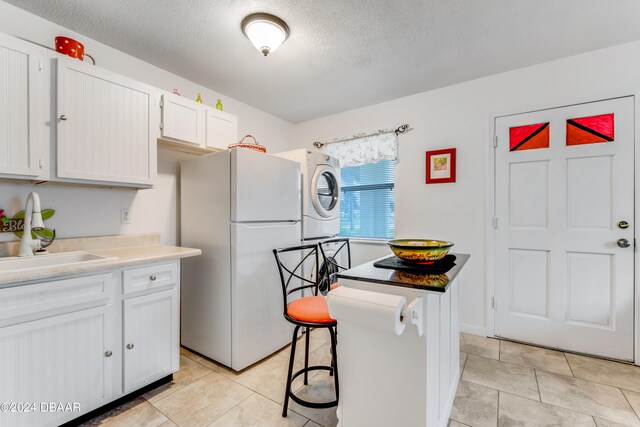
426,148,456,184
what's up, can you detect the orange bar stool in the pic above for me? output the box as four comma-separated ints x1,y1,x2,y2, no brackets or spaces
273,244,339,417
318,238,352,294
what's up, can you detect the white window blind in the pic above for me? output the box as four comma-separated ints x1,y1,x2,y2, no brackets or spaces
340,160,395,239
321,132,397,239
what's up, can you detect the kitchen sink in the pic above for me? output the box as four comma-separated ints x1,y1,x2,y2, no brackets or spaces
0,251,117,274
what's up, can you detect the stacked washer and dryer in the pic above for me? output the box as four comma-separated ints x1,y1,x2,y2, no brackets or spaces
275,149,347,293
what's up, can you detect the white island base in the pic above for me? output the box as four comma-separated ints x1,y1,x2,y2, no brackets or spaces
327,255,466,427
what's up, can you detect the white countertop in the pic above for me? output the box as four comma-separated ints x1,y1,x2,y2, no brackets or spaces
0,244,201,288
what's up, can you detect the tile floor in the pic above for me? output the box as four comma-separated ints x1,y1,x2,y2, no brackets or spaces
82,331,640,427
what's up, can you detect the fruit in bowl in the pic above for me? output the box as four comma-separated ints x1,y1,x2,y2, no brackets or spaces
387,239,454,263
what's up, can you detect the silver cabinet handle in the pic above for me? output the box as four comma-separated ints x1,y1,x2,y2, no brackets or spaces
149,275,157,281
126,343,134,350
59,115,68,121
104,350,113,357
617,239,631,248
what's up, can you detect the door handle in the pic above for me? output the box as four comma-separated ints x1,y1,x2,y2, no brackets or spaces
617,238,631,248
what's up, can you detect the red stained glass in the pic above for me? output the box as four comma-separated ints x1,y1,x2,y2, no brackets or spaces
509,122,549,152
566,113,614,146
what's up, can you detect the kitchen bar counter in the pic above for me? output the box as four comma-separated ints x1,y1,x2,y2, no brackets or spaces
328,253,469,427
335,253,469,292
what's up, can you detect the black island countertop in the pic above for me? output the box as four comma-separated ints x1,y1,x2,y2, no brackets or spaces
335,253,470,293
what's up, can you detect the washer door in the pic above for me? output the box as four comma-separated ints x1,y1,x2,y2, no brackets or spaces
310,165,339,218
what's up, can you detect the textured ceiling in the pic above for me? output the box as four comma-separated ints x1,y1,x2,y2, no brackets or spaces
6,0,640,122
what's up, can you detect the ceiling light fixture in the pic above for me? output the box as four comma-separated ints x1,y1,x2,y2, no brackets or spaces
241,13,289,57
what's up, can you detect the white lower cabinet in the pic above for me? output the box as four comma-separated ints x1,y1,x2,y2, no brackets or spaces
0,305,113,427
0,260,180,427
123,289,178,393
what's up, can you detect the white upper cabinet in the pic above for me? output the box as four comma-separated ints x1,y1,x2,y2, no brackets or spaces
56,57,158,187
160,93,206,146
206,108,238,150
0,33,43,179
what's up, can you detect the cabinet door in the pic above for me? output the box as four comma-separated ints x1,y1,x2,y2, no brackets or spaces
161,93,206,146
0,33,43,178
0,305,114,427
56,57,157,187
123,289,178,393
206,108,238,150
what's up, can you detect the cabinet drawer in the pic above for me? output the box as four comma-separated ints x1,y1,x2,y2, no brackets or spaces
0,273,112,327
123,262,178,295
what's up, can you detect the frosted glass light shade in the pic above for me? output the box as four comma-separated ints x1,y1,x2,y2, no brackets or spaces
241,13,289,56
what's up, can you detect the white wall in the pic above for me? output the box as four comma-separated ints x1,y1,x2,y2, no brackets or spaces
0,1,293,245
291,39,640,334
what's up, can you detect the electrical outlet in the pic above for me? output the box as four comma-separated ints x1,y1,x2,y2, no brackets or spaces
120,208,131,224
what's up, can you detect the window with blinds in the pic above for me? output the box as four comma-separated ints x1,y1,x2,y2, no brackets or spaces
339,159,395,239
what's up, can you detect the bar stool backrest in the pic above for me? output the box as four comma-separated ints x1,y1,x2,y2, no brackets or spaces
318,238,351,290
273,244,320,316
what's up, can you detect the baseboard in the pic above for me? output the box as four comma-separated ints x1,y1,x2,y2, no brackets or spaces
459,323,486,337
60,374,173,426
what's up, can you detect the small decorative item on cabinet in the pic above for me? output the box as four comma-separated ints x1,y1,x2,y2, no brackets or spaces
426,148,456,184
216,99,223,111
54,36,95,64
228,135,267,153
196,93,203,103
172,88,181,96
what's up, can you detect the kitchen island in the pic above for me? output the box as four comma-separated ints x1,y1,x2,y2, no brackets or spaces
327,253,469,427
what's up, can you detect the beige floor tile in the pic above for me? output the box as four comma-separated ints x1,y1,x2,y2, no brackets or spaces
460,333,499,360
143,355,212,403
565,353,640,393
278,330,329,362
288,373,338,427
536,370,640,426
450,380,498,427
235,352,321,405
80,397,175,427
461,354,539,400
460,352,468,378
181,345,282,381
303,421,323,427
448,421,471,427
199,357,249,380
310,328,331,343
499,391,596,426
594,418,636,427
499,341,573,377
208,393,308,427
306,341,333,367
152,371,253,426
623,389,640,418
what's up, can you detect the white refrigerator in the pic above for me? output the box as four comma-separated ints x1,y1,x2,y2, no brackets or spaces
181,148,301,371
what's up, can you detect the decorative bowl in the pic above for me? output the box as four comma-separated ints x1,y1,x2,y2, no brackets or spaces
387,239,454,263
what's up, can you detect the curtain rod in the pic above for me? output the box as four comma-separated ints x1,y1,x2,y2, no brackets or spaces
312,124,411,149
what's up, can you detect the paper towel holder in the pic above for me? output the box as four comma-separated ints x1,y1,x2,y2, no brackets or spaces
401,298,423,337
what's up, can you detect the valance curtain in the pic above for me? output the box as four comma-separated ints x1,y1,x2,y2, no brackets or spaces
323,132,397,167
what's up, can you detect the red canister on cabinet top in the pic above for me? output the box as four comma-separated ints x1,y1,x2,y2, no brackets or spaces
55,36,85,61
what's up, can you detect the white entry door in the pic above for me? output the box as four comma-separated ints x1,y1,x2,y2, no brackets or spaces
494,97,634,361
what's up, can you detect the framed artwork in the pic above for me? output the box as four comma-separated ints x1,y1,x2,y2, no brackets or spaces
426,148,456,184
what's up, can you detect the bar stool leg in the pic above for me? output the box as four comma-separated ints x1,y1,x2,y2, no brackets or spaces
328,326,339,401
283,324,300,417
304,327,310,385
329,324,337,376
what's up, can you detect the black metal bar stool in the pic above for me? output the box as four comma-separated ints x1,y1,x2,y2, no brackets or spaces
273,244,339,417
318,237,351,293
